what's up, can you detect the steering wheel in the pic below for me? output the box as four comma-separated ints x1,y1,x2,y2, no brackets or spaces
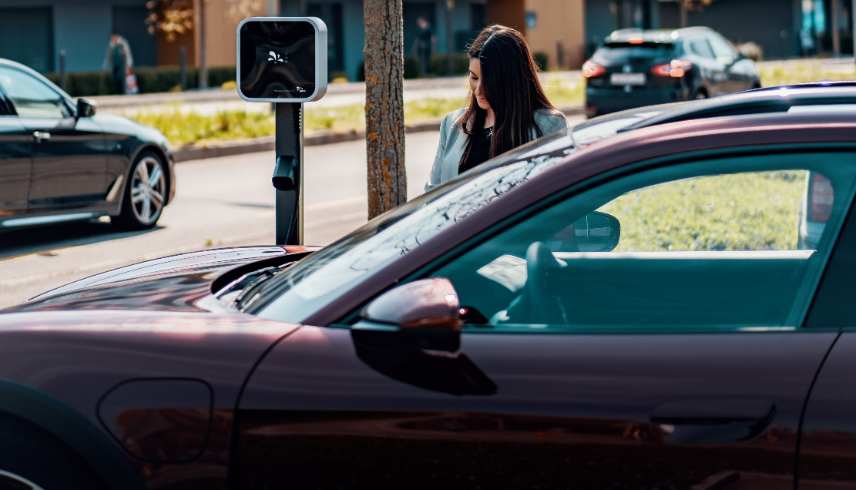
503,242,569,325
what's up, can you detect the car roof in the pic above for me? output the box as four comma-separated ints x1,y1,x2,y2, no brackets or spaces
572,85,856,146
605,27,713,43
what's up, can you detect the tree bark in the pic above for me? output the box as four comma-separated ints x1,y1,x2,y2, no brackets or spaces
364,0,407,219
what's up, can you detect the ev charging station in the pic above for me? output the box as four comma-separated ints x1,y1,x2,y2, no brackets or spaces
237,17,328,245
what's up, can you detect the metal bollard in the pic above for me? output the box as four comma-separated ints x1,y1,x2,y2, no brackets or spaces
59,50,67,92
180,47,187,92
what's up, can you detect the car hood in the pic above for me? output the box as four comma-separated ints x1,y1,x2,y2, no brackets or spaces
5,246,320,313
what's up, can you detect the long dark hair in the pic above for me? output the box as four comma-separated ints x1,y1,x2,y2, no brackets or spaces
460,25,555,165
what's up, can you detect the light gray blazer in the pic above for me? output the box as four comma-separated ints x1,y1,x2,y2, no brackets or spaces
424,107,569,191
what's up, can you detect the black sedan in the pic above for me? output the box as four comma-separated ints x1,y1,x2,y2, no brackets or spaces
0,59,175,231
583,27,761,117
2,110,856,490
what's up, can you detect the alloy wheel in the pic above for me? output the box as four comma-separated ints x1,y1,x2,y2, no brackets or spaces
130,156,166,226
0,469,45,490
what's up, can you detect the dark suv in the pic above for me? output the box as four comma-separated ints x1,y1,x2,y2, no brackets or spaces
583,27,761,117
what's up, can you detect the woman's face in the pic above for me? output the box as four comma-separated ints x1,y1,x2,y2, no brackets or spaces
469,58,491,111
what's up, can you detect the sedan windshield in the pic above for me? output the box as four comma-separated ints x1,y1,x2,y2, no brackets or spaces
245,130,574,324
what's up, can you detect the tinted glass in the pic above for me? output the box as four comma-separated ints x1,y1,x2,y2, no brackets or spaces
239,20,317,99
0,66,70,118
688,39,715,59
707,34,735,64
249,131,574,323
426,152,856,332
593,42,674,63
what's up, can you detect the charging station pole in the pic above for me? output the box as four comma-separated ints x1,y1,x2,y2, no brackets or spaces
237,16,326,246
274,102,304,245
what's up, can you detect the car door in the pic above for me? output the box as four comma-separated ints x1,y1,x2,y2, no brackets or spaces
0,65,107,209
233,149,856,490
0,88,31,213
796,202,856,488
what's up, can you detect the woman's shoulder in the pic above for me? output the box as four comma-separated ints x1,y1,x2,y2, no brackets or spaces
443,107,467,124
441,107,468,134
534,107,569,132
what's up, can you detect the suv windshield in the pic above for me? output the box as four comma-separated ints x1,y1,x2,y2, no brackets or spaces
245,129,574,324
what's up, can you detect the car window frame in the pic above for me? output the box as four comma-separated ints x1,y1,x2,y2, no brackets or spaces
361,145,856,333
0,65,74,119
686,37,716,60
707,34,736,65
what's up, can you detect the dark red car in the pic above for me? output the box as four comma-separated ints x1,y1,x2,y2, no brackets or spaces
2,110,856,490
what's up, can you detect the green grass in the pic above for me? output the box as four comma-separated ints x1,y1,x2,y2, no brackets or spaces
128,75,584,147
131,107,276,147
759,60,856,87
599,171,806,252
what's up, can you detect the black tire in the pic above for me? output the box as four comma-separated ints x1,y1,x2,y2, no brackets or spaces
0,415,105,490
112,151,167,231
693,90,708,100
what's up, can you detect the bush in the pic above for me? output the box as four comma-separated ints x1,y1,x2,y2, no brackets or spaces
533,51,549,71
43,65,237,96
429,53,469,76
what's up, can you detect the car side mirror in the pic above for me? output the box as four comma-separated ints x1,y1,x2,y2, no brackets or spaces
76,98,97,118
571,211,621,252
351,278,497,396
356,277,461,352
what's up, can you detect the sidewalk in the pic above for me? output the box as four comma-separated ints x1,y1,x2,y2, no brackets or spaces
94,70,583,115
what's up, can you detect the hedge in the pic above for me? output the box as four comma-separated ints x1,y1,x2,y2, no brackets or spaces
44,66,236,97
358,53,469,81
357,52,550,82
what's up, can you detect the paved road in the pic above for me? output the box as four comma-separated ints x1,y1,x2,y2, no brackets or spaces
0,115,585,308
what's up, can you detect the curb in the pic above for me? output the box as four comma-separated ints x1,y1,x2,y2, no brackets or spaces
173,104,585,163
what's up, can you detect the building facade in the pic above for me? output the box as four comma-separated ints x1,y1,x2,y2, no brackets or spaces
0,0,585,81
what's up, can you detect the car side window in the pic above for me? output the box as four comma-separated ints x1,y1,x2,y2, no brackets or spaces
707,35,735,64
689,39,716,59
0,66,71,118
429,152,856,332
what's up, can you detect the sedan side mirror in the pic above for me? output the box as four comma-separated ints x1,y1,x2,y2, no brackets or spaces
76,97,97,118
357,277,461,352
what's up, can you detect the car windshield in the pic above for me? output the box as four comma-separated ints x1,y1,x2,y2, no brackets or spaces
593,42,674,63
245,129,575,324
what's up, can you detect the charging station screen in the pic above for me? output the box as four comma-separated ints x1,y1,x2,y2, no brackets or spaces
239,21,316,99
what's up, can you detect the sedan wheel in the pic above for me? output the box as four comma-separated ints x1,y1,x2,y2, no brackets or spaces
113,152,167,230
0,469,45,490
694,91,708,100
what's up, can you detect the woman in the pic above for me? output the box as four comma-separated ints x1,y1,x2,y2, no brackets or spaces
425,25,568,191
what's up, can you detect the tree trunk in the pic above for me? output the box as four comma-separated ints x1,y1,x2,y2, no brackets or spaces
679,0,687,28
364,0,407,219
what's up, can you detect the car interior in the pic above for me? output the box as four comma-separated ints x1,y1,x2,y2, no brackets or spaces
430,154,856,331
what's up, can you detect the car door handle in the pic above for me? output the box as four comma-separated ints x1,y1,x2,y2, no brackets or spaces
33,131,50,141
650,399,776,444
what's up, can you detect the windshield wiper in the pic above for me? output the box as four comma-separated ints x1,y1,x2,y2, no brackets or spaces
231,267,280,310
